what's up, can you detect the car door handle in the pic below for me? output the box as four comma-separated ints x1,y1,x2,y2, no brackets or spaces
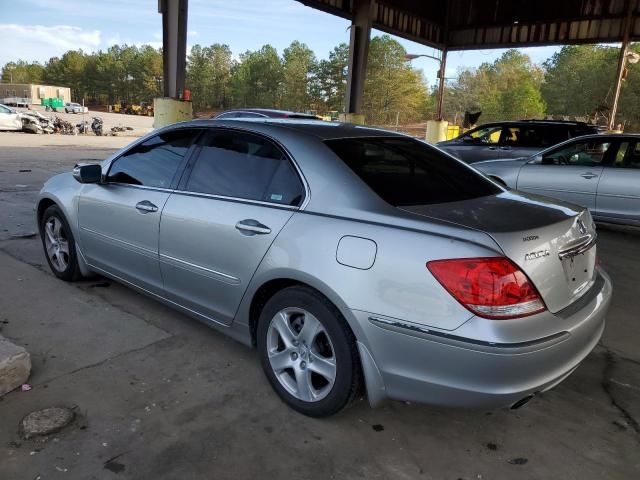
500,146,511,150
488,146,498,150
580,172,598,179
135,200,158,213
235,220,271,235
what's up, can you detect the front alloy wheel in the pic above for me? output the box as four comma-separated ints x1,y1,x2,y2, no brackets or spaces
44,216,70,273
40,204,81,281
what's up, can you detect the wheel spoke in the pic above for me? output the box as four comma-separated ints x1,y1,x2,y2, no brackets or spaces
294,367,313,402
52,218,62,238
45,221,56,244
46,243,56,257
309,352,336,383
272,311,297,349
53,253,65,271
268,349,294,372
299,314,321,346
58,240,70,255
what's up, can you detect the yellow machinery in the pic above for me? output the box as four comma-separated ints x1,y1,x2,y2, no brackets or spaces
110,102,154,116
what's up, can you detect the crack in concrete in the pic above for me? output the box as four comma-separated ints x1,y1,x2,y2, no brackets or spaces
602,348,640,438
32,335,175,387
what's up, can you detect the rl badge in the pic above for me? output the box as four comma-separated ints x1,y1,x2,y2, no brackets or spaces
524,249,550,261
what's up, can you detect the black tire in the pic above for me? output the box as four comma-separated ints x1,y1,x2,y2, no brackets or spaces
257,286,362,417
40,204,81,282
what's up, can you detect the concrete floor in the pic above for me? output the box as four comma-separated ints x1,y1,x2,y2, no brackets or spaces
0,132,638,480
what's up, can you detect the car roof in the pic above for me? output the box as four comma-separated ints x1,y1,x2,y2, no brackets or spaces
192,118,405,140
216,108,318,118
473,120,596,128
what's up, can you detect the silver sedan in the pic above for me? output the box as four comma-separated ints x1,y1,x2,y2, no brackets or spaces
474,134,640,226
36,120,611,417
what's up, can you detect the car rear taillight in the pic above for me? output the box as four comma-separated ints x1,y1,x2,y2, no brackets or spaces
426,257,546,319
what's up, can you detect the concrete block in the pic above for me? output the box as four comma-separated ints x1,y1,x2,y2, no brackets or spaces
0,335,31,396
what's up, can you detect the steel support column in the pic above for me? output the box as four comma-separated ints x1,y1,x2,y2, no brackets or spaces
159,0,188,99
345,0,373,114
609,0,635,130
436,49,448,121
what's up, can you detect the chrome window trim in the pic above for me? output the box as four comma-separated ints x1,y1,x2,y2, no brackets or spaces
171,189,302,211
104,182,175,194
107,181,301,211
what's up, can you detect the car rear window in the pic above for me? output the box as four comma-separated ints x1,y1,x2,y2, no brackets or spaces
325,137,501,206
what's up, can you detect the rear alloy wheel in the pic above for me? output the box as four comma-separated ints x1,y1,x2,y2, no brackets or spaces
257,287,361,417
40,205,81,281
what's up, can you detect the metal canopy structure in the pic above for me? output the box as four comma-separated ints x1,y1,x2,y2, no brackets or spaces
158,0,639,128
297,0,640,50
296,0,640,127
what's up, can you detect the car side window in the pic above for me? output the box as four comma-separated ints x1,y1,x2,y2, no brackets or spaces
466,126,501,144
107,129,198,188
623,142,640,169
184,130,304,206
539,140,614,167
0,105,10,114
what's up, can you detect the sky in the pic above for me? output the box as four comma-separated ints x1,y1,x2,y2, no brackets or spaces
0,0,564,86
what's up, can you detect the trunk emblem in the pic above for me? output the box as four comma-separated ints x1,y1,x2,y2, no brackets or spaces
523,235,539,242
525,249,550,261
577,219,587,235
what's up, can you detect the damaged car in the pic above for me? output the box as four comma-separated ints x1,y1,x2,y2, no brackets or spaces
0,104,23,131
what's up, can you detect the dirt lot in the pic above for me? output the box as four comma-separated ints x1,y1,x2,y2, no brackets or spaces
0,132,638,479
16,105,155,137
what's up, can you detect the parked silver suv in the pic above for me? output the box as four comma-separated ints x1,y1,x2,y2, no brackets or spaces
37,120,611,416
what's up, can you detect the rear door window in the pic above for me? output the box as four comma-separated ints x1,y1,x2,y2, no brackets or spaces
184,130,304,206
325,137,501,206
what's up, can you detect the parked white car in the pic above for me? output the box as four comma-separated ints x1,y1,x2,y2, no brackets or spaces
65,103,88,114
0,104,22,131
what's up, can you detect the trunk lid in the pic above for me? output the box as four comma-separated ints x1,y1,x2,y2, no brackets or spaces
402,191,598,313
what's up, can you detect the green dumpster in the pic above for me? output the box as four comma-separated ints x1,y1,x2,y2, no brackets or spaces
41,98,64,110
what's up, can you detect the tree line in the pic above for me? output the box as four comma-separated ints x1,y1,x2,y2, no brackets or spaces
445,44,640,128
2,39,640,128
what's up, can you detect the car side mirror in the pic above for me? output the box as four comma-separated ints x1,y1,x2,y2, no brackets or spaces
73,163,102,184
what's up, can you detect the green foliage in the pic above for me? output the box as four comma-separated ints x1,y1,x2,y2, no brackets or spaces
540,44,640,128
363,36,430,124
1,36,428,123
446,49,545,122
230,45,284,108
311,43,349,113
1,60,44,84
187,43,233,111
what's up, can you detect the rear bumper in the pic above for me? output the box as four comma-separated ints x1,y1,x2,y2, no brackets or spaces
353,270,611,409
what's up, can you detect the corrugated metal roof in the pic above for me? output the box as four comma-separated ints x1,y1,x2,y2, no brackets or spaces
296,0,640,49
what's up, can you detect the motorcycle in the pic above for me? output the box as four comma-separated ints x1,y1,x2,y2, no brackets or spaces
91,116,104,136
76,120,90,134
